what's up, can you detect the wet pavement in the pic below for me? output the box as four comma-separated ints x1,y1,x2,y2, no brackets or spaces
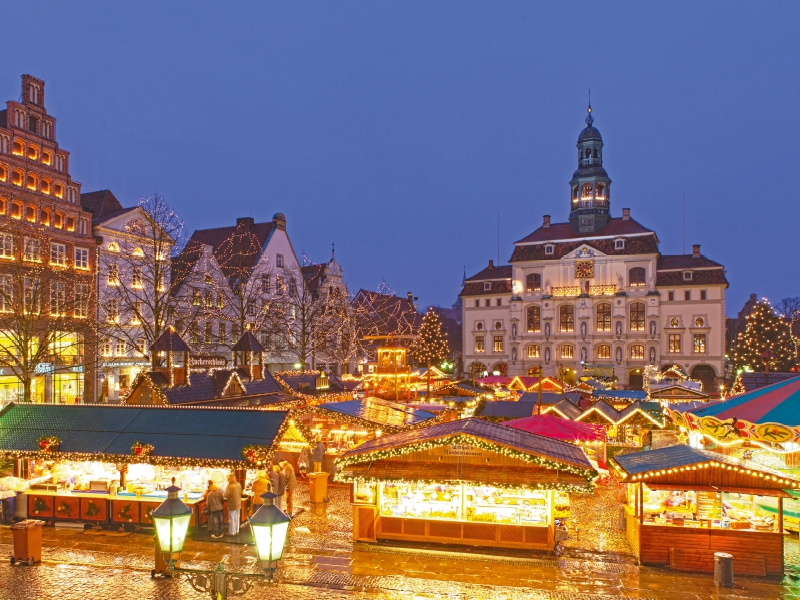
0,483,798,599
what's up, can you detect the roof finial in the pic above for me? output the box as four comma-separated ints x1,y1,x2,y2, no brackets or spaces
585,89,594,127
331,242,335,261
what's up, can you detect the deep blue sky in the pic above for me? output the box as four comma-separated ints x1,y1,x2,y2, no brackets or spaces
5,2,798,314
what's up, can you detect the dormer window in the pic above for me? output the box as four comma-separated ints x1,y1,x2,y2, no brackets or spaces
683,271,693,281
544,244,554,255
614,239,625,250
483,282,491,291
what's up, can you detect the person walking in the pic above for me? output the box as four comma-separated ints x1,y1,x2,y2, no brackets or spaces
250,471,271,515
225,473,242,537
279,460,297,515
312,439,326,473
206,484,225,539
268,463,286,512
298,445,310,477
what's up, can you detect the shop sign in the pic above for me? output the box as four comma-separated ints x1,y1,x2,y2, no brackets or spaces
34,362,54,374
189,355,227,368
71,366,84,373
442,443,484,458
101,361,151,368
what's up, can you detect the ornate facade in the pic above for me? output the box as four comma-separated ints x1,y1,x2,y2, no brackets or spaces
461,107,727,391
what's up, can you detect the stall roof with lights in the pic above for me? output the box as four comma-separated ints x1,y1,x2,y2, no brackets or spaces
610,445,800,495
505,414,606,443
0,403,290,468
307,397,437,430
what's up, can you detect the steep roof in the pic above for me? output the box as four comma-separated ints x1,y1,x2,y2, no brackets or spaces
0,403,289,466
515,217,654,245
80,189,124,218
657,254,724,270
231,331,265,353
317,397,436,429
159,370,282,405
150,327,191,353
465,264,513,282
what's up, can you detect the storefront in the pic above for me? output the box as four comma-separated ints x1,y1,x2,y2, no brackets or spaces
278,397,438,473
611,445,800,575
0,403,291,527
100,360,151,403
335,417,596,551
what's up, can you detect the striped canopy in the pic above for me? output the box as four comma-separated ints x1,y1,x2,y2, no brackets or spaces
667,376,800,444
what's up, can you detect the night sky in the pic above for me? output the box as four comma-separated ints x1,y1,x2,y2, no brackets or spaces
5,2,798,314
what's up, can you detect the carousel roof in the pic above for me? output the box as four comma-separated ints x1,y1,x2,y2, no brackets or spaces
685,376,800,424
0,403,289,466
505,414,606,442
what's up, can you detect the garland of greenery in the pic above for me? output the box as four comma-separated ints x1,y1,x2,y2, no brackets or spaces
56,502,72,517
37,436,61,453
334,472,593,494
334,433,596,481
241,445,271,467
31,497,49,515
117,503,133,521
85,501,100,517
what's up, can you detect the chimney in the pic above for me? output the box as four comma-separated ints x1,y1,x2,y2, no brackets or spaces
488,259,494,269
622,208,630,220
236,216,255,230
542,215,551,228
692,244,701,258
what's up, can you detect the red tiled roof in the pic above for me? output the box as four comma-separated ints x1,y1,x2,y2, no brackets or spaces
80,190,124,219
459,280,512,297
515,217,654,244
511,235,659,262
656,269,728,287
465,264,512,282
657,254,723,270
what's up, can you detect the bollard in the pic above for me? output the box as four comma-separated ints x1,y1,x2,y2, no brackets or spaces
713,552,734,588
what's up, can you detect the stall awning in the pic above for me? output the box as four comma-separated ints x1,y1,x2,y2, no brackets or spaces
0,403,290,468
643,483,793,498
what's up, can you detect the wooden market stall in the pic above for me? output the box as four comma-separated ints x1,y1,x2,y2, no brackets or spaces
335,417,596,551
0,403,291,528
611,445,800,575
504,414,607,468
277,397,438,473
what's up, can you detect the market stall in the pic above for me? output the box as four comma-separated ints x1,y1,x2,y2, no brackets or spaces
277,397,438,473
611,445,800,575
335,417,596,551
0,403,290,528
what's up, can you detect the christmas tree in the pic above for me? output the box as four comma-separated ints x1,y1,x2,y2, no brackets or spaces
410,308,450,397
733,299,796,373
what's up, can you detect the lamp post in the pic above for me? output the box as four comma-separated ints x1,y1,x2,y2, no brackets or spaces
151,489,290,598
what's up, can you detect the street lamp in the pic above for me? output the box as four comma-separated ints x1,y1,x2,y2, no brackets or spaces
248,492,291,579
152,485,192,569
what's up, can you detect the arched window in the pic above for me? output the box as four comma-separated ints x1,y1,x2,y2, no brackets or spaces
526,273,541,292
585,149,591,158
12,140,23,156
54,183,63,199
0,166,6,182
41,179,51,195
12,170,23,187
40,209,50,226
582,183,593,199
596,183,605,198
630,302,646,331
596,303,611,332
559,305,574,332
527,345,540,358
526,305,541,332
107,242,120,252
27,145,38,161
597,344,611,359
560,345,574,359
629,267,646,287
572,186,578,200
26,174,37,191
593,148,598,158
630,345,645,359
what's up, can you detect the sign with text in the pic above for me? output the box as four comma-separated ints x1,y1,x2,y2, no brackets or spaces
188,355,228,369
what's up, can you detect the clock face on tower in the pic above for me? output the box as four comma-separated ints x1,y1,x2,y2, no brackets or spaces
575,259,594,279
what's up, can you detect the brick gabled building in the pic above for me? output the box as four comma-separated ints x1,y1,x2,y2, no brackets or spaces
461,107,727,391
0,75,98,403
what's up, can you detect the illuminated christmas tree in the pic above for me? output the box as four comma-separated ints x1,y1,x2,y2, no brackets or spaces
733,299,796,373
410,308,450,397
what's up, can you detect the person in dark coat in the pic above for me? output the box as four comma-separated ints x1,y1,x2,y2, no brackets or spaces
312,440,326,473
205,484,225,538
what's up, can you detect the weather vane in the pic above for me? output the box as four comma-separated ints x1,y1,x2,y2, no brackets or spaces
586,88,594,127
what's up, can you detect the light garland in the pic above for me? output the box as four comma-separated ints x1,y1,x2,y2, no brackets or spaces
612,459,799,489
130,441,154,457
37,436,61,453
336,474,593,494
335,433,596,482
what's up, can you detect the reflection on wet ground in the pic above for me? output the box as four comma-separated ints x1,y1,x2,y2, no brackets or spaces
0,482,798,599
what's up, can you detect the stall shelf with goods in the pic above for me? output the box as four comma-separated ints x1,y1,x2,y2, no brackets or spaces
610,445,800,575
0,403,291,527
276,397,438,473
335,417,596,551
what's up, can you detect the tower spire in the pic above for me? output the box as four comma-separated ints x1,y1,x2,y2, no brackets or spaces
585,89,594,127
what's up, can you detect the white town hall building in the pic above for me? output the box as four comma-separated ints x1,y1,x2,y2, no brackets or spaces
460,107,727,391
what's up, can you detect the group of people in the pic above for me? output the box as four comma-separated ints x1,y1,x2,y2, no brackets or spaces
203,459,297,539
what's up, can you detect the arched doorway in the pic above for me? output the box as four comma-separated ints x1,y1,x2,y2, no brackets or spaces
691,365,717,393
491,363,508,377
628,368,644,390
470,362,487,379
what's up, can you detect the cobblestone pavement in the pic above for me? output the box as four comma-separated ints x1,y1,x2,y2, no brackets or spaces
0,483,798,599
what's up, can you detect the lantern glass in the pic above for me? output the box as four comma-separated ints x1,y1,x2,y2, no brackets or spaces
154,513,191,555
252,520,289,563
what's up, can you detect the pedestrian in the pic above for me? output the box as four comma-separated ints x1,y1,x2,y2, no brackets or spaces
225,473,242,537
205,484,225,539
312,439,326,473
250,470,271,515
268,463,286,511
202,479,214,501
279,460,297,515
298,446,310,477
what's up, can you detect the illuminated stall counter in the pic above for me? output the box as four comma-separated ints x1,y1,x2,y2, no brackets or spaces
337,418,595,551
0,403,288,527
612,445,800,576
